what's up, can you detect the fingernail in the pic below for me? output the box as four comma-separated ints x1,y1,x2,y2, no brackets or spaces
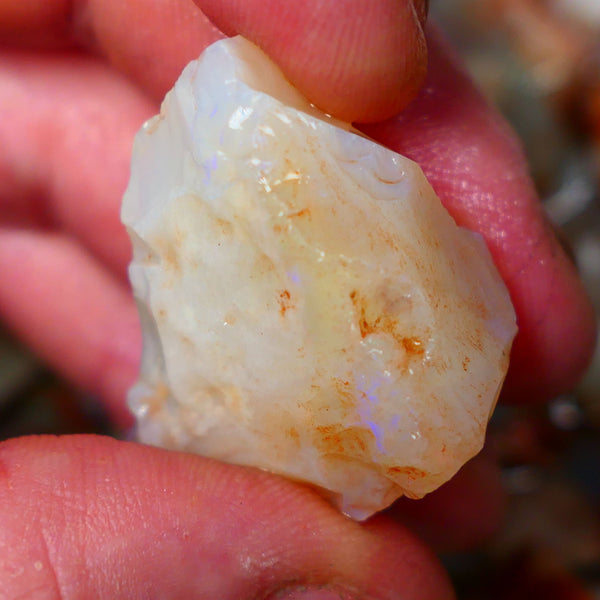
269,587,359,600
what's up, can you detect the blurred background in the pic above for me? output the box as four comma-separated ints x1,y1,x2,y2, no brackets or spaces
434,1,600,598
1,0,599,597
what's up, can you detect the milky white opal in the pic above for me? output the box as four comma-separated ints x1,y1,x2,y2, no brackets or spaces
122,37,517,520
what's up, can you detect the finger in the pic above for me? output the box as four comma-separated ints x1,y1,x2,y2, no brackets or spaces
0,0,427,123
0,0,223,101
0,230,139,428
84,0,223,101
0,49,154,278
0,435,455,600
360,28,597,402
195,0,428,122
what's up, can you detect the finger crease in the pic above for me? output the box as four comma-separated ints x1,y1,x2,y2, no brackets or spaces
39,526,67,600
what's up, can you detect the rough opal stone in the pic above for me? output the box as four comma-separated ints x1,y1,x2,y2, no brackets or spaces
122,37,517,520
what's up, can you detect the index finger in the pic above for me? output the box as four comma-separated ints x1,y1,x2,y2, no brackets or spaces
0,0,429,123
0,435,454,600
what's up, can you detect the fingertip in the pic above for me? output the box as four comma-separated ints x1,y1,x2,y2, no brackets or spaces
88,0,223,100
196,0,428,123
502,251,597,403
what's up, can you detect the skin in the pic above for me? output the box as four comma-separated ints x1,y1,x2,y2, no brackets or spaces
0,0,595,598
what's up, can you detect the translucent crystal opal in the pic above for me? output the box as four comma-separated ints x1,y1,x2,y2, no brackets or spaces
122,37,517,520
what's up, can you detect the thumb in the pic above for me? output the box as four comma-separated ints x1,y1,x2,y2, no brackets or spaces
195,0,428,122
0,435,454,600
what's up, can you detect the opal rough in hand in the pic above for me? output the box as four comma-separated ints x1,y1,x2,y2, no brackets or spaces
122,37,517,520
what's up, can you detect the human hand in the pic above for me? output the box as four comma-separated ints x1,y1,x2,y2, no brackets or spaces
0,1,595,598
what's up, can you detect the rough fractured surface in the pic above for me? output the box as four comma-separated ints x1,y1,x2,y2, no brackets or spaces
122,37,517,520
